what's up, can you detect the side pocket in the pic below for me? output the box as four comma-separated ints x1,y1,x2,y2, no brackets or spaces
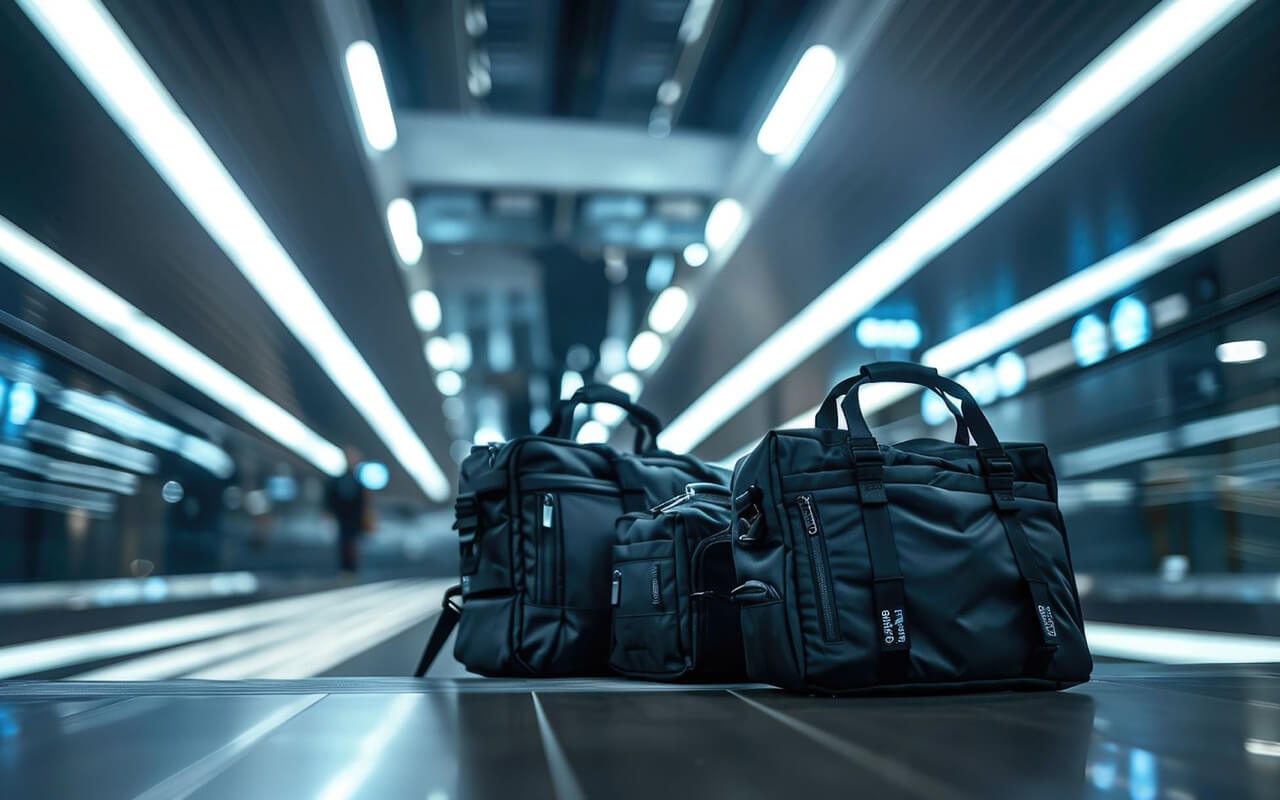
609,541,685,678
454,592,517,676
739,599,799,689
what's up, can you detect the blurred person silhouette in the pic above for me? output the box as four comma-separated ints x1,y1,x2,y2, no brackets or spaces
325,445,374,578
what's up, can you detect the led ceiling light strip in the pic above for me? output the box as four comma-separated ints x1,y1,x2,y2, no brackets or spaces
720,164,1280,461
17,0,450,500
0,217,346,476
657,0,1255,454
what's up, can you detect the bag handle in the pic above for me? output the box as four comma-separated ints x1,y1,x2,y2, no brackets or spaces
539,383,663,453
816,362,970,445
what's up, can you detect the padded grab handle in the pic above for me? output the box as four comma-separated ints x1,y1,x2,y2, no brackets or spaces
816,362,1003,452
817,364,969,444
540,383,664,452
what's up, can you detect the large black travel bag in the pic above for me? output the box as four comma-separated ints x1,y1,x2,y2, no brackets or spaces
730,362,1091,694
415,384,728,677
609,483,746,681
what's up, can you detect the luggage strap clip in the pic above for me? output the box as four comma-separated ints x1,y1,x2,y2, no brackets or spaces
733,485,763,545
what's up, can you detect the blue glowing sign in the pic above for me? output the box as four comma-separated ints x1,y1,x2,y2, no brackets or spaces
994,352,1027,397
1110,295,1150,352
1072,313,1109,367
7,381,36,426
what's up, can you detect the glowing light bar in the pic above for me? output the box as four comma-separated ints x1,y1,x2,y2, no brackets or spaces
756,45,839,157
628,331,664,372
657,0,1256,454
1217,339,1267,363
1085,622,1280,664
16,0,450,500
705,198,746,251
923,166,1280,375
388,199,424,266
719,165,1280,461
0,219,343,476
648,286,690,334
343,40,399,152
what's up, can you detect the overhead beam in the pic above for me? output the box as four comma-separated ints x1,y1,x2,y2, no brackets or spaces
398,111,736,195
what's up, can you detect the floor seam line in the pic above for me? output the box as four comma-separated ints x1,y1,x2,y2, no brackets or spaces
531,690,587,800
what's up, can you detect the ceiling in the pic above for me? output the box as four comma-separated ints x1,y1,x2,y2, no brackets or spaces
1,0,1276,502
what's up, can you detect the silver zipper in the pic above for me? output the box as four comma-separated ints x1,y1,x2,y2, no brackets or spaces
798,494,839,642
798,494,819,536
542,493,554,528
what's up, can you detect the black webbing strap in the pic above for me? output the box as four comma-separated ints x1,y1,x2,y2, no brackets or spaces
414,584,463,677
849,438,910,681
981,450,1058,675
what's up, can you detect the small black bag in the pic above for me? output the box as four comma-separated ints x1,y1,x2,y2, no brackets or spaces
730,362,1092,694
609,483,746,681
415,384,728,678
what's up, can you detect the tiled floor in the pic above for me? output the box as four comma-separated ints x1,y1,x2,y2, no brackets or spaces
2,663,1278,798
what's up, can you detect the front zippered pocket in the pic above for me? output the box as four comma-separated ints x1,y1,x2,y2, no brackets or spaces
538,492,561,604
798,494,840,642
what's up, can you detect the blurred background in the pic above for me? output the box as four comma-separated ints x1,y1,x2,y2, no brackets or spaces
0,0,1276,680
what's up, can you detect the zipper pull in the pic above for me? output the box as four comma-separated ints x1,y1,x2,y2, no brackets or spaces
799,495,819,536
487,443,500,467
542,494,554,528
611,569,621,606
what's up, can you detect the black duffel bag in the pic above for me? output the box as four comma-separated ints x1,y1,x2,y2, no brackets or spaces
609,482,746,681
415,384,729,678
730,362,1092,694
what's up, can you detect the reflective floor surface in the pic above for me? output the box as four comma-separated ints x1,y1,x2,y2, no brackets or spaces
1,663,1278,799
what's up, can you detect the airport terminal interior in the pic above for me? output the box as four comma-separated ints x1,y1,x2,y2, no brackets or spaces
1,0,1278,796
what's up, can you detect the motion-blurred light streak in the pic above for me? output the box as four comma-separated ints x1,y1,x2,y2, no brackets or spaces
0,582,399,678
720,164,1280,461
0,220,338,476
343,40,399,152
16,0,450,500
657,0,1257,454
756,44,840,158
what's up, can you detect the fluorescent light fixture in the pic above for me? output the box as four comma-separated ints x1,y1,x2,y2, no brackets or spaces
436,370,463,397
16,0,449,500
682,242,709,268
628,331,664,371
718,165,1280,460
656,0,1256,454
1217,339,1267,363
0,218,343,476
648,286,690,334
424,336,453,370
409,289,441,331
356,461,389,491
387,198,424,266
560,370,584,400
576,420,610,444
343,40,398,152
756,45,839,157
705,199,746,251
